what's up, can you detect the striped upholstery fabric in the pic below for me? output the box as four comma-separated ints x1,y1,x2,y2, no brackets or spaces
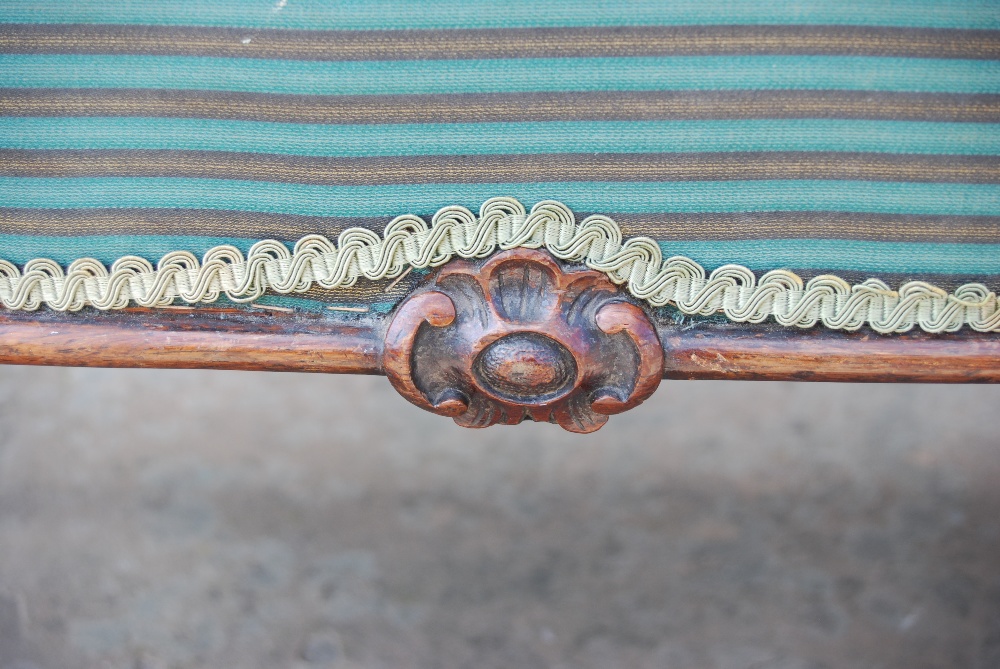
0,0,997,314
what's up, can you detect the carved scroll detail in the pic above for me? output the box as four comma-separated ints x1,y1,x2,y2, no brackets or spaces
383,249,664,433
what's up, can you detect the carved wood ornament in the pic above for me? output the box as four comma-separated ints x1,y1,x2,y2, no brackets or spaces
383,249,664,433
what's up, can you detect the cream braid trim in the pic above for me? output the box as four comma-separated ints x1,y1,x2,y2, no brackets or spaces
1,197,998,334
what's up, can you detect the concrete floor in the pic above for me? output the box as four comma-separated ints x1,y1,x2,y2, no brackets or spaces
0,366,996,669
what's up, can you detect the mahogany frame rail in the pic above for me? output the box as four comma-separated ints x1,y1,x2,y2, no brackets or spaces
0,306,995,383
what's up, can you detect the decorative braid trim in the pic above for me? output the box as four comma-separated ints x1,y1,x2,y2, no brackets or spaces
1,197,998,334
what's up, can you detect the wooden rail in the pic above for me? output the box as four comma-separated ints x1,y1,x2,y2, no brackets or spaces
0,307,996,383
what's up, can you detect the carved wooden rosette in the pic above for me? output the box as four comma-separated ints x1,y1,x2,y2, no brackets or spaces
383,249,664,433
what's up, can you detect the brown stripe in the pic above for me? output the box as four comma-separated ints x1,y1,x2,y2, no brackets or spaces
1,149,997,184
2,24,998,60
2,208,997,245
0,208,383,241
283,274,424,305
2,89,998,124
609,211,1000,244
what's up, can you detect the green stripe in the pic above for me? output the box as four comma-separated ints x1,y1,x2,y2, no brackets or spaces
659,239,1000,274
1,232,997,275
1,178,998,216
0,0,994,30
3,55,997,95
2,118,998,157
250,294,396,314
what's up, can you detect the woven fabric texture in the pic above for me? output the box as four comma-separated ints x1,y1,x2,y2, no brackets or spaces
0,1,998,316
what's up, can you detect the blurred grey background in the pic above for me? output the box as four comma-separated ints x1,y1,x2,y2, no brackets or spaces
0,367,997,669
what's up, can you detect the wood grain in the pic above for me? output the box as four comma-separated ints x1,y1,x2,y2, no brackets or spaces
0,307,382,374
0,307,996,382
382,249,664,432
663,325,1000,383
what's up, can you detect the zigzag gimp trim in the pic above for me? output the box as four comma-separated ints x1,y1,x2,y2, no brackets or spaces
1,197,998,334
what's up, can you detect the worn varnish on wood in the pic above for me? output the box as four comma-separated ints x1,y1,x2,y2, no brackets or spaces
0,306,381,374
383,249,663,433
